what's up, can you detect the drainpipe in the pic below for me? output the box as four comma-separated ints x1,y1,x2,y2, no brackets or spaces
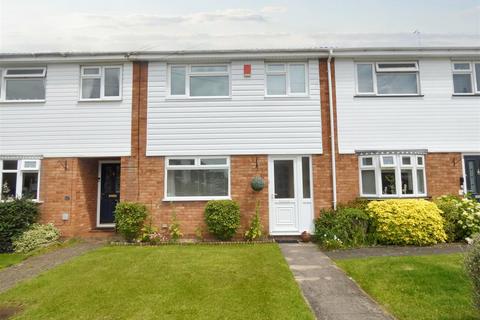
327,49,337,210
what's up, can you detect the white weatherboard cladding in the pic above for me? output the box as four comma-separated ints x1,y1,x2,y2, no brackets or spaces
0,63,133,157
335,58,480,154
147,60,322,155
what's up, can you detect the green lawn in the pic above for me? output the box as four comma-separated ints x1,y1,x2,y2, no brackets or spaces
0,244,314,320
335,253,479,320
0,253,26,270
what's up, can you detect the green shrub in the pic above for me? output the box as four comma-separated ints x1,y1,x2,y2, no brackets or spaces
337,198,370,211
314,207,375,249
244,201,263,241
204,200,240,240
169,213,182,242
114,202,148,242
0,198,39,252
13,223,60,253
435,195,462,242
367,199,447,246
465,235,480,311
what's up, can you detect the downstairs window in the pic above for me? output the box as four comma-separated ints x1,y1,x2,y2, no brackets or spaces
359,154,426,198
1,159,41,200
165,157,230,200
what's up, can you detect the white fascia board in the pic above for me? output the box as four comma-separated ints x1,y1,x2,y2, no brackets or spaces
333,48,480,58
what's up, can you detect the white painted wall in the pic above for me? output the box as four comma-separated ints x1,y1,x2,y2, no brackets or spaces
147,60,322,156
0,63,132,157
335,58,480,154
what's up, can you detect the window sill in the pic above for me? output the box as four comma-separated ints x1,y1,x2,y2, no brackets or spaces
78,98,122,102
264,95,310,99
452,94,480,97
163,196,231,202
354,94,424,98
165,96,232,101
359,195,429,199
0,99,46,104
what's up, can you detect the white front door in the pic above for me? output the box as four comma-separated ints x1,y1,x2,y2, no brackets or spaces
269,156,314,235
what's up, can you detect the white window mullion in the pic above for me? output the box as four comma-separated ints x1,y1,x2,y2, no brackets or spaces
15,164,22,199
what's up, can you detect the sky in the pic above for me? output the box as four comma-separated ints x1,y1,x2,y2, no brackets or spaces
0,0,479,52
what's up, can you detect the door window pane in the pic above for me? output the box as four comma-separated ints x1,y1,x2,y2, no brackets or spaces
267,74,286,95
381,169,396,195
302,157,311,199
22,172,38,199
467,161,477,193
401,169,414,194
274,160,294,198
190,76,229,96
167,169,228,197
417,169,425,194
1,172,16,200
82,78,101,99
361,170,376,195
171,66,186,95
6,79,45,100
453,73,473,93
104,68,120,97
357,64,374,93
377,73,418,94
289,64,306,93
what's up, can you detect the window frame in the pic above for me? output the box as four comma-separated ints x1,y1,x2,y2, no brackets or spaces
164,156,231,201
265,62,309,97
359,154,427,198
0,159,41,201
1,67,47,102
167,64,231,99
452,61,480,95
355,61,420,96
79,65,122,101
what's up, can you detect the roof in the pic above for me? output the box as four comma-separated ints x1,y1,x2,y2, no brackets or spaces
0,46,479,63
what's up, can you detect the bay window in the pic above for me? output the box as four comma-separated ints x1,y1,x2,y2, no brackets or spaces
80,66,122,100
1,159,40,200
265,63,308,96
359,153,426,197
169,65,230,98
355,62,419,95
165,157,230,200
452,61,480,94
1,68,46,101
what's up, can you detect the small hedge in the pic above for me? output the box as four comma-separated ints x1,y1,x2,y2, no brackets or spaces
13,223,60,253
465,235,480,311
0,198,39,252
114,202,148,242
204,200,240,240
367,199,447,246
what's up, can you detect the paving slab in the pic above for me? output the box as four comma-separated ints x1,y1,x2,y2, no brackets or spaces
325,243,468,260
280,243,394,320
0,241,102,294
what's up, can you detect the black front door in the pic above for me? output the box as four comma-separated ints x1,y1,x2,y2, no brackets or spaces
464,156,480,200
99,163,121,226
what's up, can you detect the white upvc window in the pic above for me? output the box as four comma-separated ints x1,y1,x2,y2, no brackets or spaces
355,62,420,96
0,67,46,102
0,159,41,201
168,64,230,98
359,154,426,198
452,61,480,94
164,156,230,201
265,63,308,96
80,66,122,101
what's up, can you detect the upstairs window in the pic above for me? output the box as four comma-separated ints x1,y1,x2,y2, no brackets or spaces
356,62,419,95
1,68,46,101
452,62,480,94
1,159,40,201
169,65,230,98
80,66,122,100
265,63,307,96
165,157,230,200
359,154,426,198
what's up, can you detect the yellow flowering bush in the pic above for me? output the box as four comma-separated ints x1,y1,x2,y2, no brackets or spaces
367,199,447,246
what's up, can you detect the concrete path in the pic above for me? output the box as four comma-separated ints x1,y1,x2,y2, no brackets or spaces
325,243,468,260
280,243,394,320
0,242,102,294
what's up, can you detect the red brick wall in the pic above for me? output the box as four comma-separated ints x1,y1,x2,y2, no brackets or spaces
426,153,463,197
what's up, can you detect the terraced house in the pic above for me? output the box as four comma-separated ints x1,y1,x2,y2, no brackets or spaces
0,47,479,238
